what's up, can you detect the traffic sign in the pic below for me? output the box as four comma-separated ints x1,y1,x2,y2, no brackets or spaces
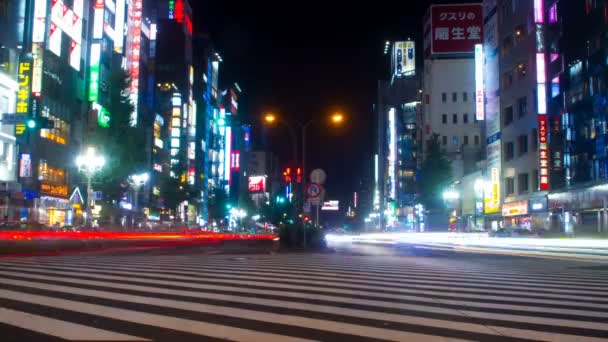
15,123,26,135
310,169,327,184
306,183,322,198
1,113,25,125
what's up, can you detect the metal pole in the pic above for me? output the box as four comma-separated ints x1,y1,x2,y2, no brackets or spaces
603,197,607,234
134,186,139,227
316,202,320,227
302,123,307,248
86,173,92,227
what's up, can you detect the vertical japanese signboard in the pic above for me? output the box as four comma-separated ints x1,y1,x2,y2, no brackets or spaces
538,115,549,190
535,0,549,191
430,4,483,55
16,60,32,115
483,0,501,214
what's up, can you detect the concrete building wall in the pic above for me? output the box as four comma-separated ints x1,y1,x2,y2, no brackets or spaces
422,58,483,179
497,0,542,204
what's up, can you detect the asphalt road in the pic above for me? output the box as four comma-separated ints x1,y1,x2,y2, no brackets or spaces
0,242,607,341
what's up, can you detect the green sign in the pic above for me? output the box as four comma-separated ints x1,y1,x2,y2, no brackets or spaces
88,64,100,102
98,106,110,128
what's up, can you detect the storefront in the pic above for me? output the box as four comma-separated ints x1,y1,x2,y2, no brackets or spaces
37,196,71,226
502,200,529,227
502,198,549,230
549,186,608,234
37,182,70,226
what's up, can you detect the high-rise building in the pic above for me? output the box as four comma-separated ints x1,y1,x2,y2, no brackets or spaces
11,0,90,226
484,0,559,230
376,40,420,229
151,0,196,223
547,0,608,234
420,3,485,180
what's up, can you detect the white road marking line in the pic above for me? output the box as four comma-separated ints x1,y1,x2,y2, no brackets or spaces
0,307,147,341
0,268,607,333
0,289,315,342
0,278,469,342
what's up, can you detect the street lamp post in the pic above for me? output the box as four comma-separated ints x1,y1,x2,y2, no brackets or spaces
76,147,105,227
264,112,344,248
128,172,149,224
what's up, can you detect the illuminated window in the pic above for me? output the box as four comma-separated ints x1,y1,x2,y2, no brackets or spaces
38,160,67,184
39,110,69,145
172,117,180,128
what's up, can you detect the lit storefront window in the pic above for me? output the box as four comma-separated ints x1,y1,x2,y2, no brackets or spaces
38,160,66,184
40,109,69,145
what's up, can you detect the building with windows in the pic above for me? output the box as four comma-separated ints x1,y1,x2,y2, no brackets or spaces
420,3,484,180
151,0,196,223
419,3,485,231
546,0,608,234
376,40,421,229
485,0,559,231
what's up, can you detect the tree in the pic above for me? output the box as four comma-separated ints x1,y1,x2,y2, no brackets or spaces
418,134,453,210
91,68,147,205
208,187,229,222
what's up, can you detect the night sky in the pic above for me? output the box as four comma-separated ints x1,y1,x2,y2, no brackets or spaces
192,1,468,205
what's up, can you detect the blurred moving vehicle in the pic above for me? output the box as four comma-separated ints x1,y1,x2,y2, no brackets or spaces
489,227,540,238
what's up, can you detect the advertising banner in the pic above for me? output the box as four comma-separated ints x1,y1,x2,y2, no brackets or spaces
431,4,483,55
538,114,549,190
392,41,415,77
483,0,501,214
248,176,265,193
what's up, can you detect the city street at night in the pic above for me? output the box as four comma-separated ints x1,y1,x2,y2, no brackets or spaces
0,243,607,341
3,0,608,340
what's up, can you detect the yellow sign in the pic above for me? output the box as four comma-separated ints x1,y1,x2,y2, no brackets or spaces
15,124,26,135
40,183,68,198
502,200,529,217
17,61,31,114
484,167,501,214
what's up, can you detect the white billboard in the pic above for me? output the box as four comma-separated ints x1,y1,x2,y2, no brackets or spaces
483,0,501,214
392,41,415,77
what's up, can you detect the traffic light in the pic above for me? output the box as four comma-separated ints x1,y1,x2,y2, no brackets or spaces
283,167,292,183
296,167,302,183
26,117,54,129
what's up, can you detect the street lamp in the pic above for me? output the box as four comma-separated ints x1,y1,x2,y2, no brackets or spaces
442,190,460,200
330,112,344,124
128,172,149,222
76,147,105,227
262,111,346,247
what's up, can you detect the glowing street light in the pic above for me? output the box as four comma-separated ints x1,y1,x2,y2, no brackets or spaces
128,172,150,217
263,113,277,124
76,147,105,226
442,190,460,201
262,110,347,248
331,113,344,124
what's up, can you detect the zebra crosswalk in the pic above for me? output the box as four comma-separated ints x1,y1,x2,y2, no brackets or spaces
0,252,607,341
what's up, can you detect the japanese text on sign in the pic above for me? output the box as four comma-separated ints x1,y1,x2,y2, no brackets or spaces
538,115,549,190
430,4,483,54
17,61,32,114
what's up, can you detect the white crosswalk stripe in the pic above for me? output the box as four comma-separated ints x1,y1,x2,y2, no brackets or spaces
0,253,607,341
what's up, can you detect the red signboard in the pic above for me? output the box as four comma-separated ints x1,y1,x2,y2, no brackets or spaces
248,176,265,193
538,115,549,190
230,151,240,171
431,4,483,55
